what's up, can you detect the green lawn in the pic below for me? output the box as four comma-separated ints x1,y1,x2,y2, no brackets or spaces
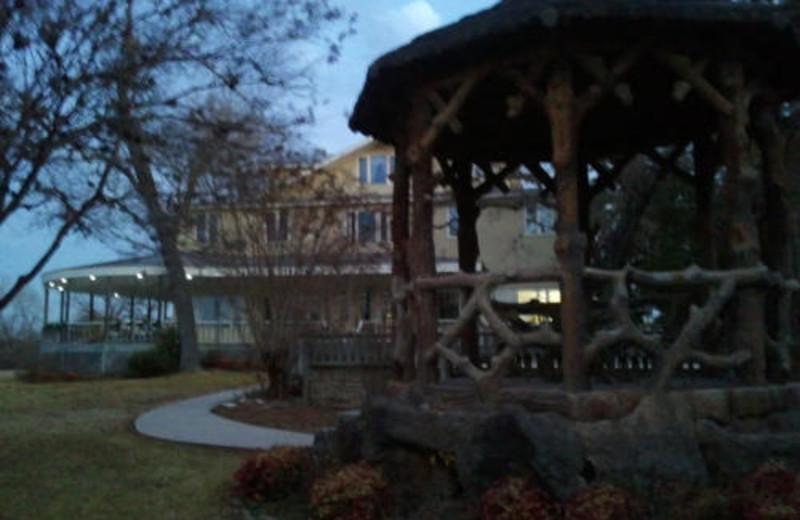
0,371,258,520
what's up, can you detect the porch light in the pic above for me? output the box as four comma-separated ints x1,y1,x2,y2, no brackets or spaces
114,292,120,299
60,277,68,284
57,286,65,292
89,274,97,281
136,272,144,280
185,273,193,280
48,281,55,288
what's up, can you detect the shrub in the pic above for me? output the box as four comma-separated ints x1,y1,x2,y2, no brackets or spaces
127,327,179,378
310,461,392,520
231,446,311,501
480,476,560,520
201,351,253,371
563,484,637,520
732,461,800,520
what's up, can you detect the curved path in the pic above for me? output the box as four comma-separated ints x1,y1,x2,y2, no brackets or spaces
134,388,314,449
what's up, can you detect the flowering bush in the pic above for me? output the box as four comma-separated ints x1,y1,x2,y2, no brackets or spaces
230,446,311,501
310,461,392,520
480,476,561,520
563,484,637,520
732,461,800,520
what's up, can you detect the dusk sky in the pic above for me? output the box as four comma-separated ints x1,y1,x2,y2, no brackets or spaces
0,0,497,303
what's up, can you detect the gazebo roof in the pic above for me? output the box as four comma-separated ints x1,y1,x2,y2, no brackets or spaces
351,0,800,160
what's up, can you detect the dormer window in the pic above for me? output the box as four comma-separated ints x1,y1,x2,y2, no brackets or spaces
358,154,395,185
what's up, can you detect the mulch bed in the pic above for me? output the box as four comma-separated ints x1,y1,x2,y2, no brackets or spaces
212,398,343,434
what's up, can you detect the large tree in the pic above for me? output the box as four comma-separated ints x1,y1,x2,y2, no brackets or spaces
4,0,351,370
0,1,118,310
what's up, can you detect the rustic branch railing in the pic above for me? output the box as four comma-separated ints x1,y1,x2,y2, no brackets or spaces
407,265,800,398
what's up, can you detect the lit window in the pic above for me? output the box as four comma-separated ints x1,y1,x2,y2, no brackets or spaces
517,288,561,325
448,206,459,238
357,155,394,185
265,210,289,242
524,203,556,235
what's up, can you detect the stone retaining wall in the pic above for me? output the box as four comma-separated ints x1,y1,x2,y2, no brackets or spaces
307,366,393,408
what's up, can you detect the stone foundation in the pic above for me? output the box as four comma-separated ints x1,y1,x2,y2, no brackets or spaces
315,383,800,515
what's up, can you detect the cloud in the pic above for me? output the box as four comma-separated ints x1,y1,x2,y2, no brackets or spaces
390,1,442,36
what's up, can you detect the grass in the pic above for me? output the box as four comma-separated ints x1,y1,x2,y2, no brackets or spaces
0,370,261,520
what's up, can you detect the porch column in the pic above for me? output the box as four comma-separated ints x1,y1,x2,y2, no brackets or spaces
545,62,589,391
65,289,71,342
129,295,135,342
89,293,95,321
103,289,111,344
43,285,49,327
407,96,438,382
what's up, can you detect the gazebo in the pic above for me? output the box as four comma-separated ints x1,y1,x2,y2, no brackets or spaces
350,0,800,396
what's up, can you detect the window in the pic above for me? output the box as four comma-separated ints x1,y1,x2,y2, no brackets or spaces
447,206,459,238
195,214,218,244
437,290,461,320
358,154,394,185
524,203,556,235
517,288,561,325
265,209,289,242
349,210,390,243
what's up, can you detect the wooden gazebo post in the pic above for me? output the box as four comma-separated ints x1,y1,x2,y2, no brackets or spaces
406,96,438,382
545,62,589,391
717,59,766,384
391,127,414,381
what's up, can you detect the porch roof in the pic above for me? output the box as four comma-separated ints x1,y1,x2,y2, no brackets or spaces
41,252,460,297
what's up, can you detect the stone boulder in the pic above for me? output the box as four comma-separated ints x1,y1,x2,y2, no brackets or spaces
573,394,709,494
455,408,585,500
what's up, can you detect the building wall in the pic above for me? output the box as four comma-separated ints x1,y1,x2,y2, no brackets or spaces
180,139,560,322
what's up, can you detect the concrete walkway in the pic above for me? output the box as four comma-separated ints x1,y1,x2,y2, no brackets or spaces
134,388,314,450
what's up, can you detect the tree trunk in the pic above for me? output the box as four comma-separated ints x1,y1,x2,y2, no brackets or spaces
116,1,200,371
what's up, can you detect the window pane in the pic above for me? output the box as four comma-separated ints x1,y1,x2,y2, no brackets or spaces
265,212,275,241
371,155,387,184
380,212,389,242
525,203,556,234
278,210,289,241
358,157,368,184
524,205,537,234
195,214,207,243
193,297,216,322
357,211,377,243
208,214,219,244
448,206,459,237
436,290,460,320
538,205,555,233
